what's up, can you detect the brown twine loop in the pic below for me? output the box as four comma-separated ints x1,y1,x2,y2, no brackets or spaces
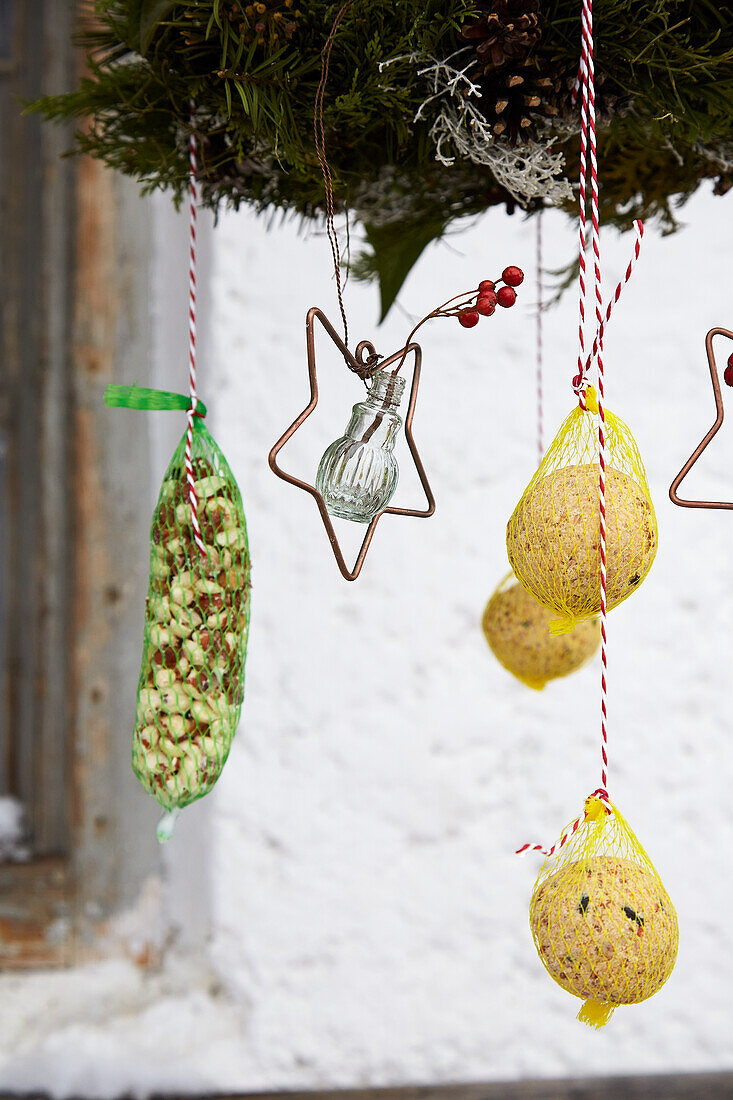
352,340,383,380
314,0,356,355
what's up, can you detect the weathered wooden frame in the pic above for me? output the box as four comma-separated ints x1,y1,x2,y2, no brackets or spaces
0,0,161,968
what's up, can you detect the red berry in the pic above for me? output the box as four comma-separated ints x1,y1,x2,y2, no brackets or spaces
476,296,496,317
458,310,480,328
478,279,496,293
724,354,733,387
502,265,524,287
496,285,517,308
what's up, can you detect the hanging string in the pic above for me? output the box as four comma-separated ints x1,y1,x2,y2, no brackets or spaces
518,0,617,857
579,220,644,383
578,212,645,792
514,224,646,859
185,115,207,559
572,0,610,793
566,0,610,793
536,210,544,465
154,114,206,845
313,2,523,394
314,0,355,352
572,5,590,410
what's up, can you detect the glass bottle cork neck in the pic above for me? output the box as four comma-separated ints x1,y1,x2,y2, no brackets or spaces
364,369,405,412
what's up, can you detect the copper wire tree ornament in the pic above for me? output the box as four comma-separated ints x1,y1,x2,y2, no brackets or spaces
669,327,733,510
268,267,524,581
269,309,434,581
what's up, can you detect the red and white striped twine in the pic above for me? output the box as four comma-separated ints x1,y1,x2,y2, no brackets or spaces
576,0,611,799
185,119,207,559
516,811,583,859
581,0,607,796
579,220,644,384
574,3,589,412
518,0,646,857
516,789,610,858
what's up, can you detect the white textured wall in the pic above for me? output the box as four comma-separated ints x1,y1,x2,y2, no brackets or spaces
207,186,733,1084
1,186,733,1096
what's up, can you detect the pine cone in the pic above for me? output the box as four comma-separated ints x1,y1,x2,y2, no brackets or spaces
476,57,567,143
461,0,541,71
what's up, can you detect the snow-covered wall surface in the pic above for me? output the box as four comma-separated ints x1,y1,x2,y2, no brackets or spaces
1,186,733,1096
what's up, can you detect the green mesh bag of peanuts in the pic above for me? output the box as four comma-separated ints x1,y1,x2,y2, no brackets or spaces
106,386,252,841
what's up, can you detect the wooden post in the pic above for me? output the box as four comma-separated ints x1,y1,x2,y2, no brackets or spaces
0,0,162,967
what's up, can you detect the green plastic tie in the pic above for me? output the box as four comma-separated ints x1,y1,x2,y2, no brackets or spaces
104,385,207,418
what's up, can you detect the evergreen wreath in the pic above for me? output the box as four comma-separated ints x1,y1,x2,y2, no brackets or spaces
33,0,733,317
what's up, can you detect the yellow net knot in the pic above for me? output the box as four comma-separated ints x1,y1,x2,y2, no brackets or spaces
578,999,615,1029
583,385,599,414
549,614,578,636
583,795,609,823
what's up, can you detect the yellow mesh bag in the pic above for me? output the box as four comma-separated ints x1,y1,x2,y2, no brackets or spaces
482,572,600,690
506,389,657,631
530,795,678,1028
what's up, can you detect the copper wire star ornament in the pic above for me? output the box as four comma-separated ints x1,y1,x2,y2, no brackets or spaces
669,327,733,510
268,307,436,581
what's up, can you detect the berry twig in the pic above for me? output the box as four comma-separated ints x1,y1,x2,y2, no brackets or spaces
388,265,525,376
357,264,524,447
455,266,524,328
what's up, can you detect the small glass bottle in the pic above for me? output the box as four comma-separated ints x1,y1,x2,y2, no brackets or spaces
316,369,406,523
